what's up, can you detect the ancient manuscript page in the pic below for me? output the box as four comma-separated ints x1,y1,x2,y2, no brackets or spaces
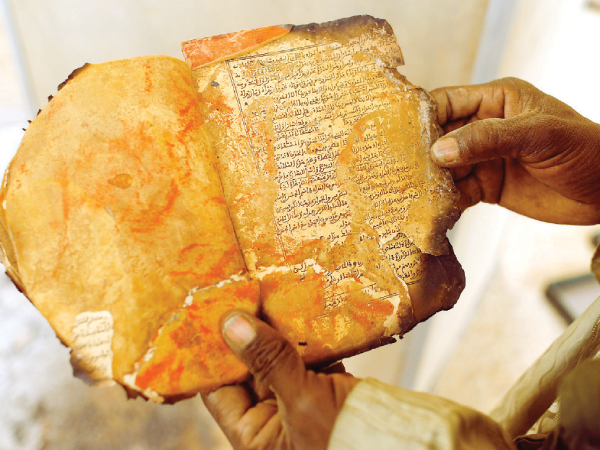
183,16,464,364
0,56,260,401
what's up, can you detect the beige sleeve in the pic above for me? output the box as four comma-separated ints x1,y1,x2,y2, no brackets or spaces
328,378,515,450
487,247,600,438
489,296,600,438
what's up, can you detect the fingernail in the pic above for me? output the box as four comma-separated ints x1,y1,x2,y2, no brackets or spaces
432,138,459,163
223,314,256,349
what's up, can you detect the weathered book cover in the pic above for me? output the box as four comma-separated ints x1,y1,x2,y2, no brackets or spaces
0,16,464,402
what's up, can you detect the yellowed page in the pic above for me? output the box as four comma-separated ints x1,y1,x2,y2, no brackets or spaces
0,56,259,401
183,16,464,365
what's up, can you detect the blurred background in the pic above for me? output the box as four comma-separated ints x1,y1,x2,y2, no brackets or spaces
1,0,600,448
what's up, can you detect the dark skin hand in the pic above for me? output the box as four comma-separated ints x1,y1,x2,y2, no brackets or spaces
430,77,600,225
203,311,359,450
204,77,600,449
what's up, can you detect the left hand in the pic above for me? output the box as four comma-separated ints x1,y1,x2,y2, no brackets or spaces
430,78,600,224
203,310,359,450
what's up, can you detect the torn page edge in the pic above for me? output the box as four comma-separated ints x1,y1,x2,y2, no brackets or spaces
181,25,292,69
70,311,116,387
252,258,408,336
122,270,249,402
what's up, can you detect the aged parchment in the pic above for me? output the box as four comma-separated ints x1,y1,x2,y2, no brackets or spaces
0,16,464,402
0,56,260,400
184,15,464,365
71,311,115,386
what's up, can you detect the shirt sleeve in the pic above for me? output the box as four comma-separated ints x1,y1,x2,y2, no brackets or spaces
328,377,515,450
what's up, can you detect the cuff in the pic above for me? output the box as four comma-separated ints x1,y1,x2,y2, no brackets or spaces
328,378,515,450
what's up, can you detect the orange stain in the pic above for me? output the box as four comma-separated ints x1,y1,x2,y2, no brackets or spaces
179,243,202,255
169,361,185,390
350,297,394,330
129,179,179,233
198,92,233,115
107,173,133,189
57,177,70,223
182,25,290,68
210,195,227,205
134,279,260,395
144,63,153,93
178,98,196,118
135,353,175,390
168,270,204,278
176,96,205,138
169,317,208,348
169,243,246,292
209,244,245,278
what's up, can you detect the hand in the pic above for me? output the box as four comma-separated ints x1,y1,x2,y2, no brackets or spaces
203,311,359,450
430,77,600,225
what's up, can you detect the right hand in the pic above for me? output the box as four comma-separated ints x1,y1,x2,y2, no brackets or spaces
203,311,358,450
430,77,600,225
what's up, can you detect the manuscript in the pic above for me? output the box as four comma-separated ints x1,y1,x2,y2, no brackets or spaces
0,16,464,402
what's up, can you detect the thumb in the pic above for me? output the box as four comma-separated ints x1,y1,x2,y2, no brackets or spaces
431,115,531,167
221,310,306,401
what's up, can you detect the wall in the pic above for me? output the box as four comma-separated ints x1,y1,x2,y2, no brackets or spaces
430,0,600,413
0,1,491,448
6,0,490,110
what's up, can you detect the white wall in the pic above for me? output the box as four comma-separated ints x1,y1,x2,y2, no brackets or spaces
389,0,600,396
427,0,600,412
0,2,494,448
6,0,490,111
499,0,600,122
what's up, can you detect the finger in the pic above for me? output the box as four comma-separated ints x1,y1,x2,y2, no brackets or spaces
454,176,482,211
249,377,276,402
430,114,534,168
432,86,484,126
203,384,279,448
432,78,528,126
221,310,307,404
236,401,279,443
432,84,502,126
252,412,285,449
442,112,489,135
442,118,469,134
453,159,505,210
202,384,253,428
449,165,473,181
